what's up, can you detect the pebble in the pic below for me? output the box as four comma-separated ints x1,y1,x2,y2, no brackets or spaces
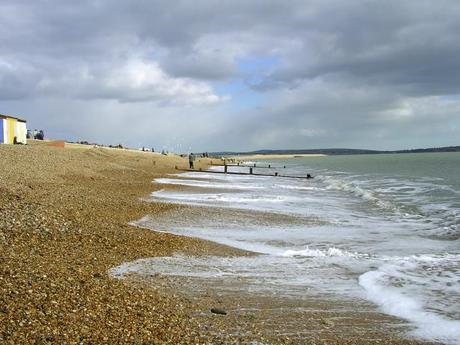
0,144,224,344
0,144,425,345
210,308,227,315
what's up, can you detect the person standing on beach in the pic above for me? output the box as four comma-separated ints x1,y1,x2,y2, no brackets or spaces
188,153,196,169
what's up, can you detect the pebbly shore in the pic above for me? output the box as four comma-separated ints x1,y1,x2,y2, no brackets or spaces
0,143,237,344
0,143,430,344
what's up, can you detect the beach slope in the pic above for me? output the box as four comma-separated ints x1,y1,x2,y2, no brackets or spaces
0,144,232,344
0,143,428,344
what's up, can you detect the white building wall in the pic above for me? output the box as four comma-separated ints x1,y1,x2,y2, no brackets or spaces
15,121,27,144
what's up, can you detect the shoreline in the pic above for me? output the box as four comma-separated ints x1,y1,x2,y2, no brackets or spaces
230,153,327,160
116,171,433,344
0,143,429,344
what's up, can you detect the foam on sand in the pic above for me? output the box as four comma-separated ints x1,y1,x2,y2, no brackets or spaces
359,255,460,345
140,158,460,343
281,246,366,258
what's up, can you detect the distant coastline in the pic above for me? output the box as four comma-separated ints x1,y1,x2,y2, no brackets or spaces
229,153,326,160
215,145,460,157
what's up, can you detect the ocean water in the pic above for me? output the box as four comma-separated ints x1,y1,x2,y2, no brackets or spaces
112,152,460,344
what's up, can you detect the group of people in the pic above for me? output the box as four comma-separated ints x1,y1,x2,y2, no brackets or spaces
26,129,44,140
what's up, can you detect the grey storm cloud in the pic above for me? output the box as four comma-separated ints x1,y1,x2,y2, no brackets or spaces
0,0,460,151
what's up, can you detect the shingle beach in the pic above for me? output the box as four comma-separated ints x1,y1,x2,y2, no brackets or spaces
0,142,430,344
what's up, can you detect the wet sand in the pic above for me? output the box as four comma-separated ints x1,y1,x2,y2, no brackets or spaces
114,204,433,345
0,143,430,344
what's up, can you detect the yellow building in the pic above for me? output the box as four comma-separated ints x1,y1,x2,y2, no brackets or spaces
0,114,27,144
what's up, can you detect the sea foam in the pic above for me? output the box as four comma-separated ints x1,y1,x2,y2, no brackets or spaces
131,158,460,343
359,254,460,345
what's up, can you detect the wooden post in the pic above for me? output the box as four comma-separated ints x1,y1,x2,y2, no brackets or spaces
254,163,256,167
249,167,253,175
275,172,278,176
268,164,271,168
224,165,228,173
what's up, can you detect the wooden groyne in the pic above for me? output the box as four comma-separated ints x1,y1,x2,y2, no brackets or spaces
210,163,287,169
175,167,313,180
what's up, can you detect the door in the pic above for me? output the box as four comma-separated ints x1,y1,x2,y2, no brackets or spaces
7,118,16,144
0,119,4,143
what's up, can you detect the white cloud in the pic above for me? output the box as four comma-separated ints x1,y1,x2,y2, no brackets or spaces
97,59,226,105
1,0,460,151
34,58,228,105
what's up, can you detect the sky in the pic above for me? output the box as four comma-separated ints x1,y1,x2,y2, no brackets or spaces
1,0,460,152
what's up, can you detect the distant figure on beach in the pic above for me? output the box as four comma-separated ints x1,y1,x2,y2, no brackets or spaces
189,153,196,169
36,130,44,140
307,174,313,179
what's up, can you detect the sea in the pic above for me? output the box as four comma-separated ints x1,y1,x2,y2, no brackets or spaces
111,152,460,344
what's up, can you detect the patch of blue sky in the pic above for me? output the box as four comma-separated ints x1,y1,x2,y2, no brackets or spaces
237,55,280,75
440,95,460,101
213,80,265,112
212,55,280,111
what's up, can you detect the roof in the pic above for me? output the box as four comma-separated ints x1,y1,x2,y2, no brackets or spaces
0,114,27,122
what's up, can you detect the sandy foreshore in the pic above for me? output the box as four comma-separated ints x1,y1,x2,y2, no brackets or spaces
229,153,326,160
0,143,428,344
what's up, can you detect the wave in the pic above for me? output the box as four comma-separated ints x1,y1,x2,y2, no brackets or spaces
275,184,322,191
317,175,459,239
281,246,366,258
152,189,300,204
154,177,263,190
318,175,398,211
359,254,460,345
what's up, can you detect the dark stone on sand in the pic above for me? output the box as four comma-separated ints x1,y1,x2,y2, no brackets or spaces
211,308,227,315
93,272,102,278
37,335,55,343
320,318,334,327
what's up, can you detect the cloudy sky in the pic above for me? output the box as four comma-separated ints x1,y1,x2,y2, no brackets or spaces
1,0,460,152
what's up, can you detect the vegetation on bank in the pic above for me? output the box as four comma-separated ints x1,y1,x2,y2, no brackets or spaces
214,145,460,157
